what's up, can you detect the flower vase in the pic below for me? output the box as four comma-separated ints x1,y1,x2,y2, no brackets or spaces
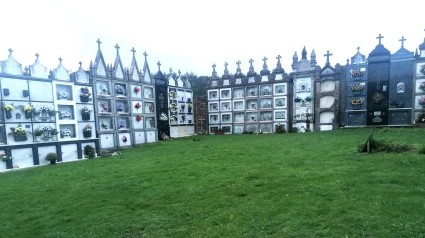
52,135,58,141
6,159,13,169
80,96,89,102
5,111,12,119
25,111,32,119
14,134,28,142
83,131,92,138
188,108,192,114
35,136,42,142
82,114,91,121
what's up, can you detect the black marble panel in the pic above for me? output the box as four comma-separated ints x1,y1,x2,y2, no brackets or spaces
346,112,366,126
388,59,413,110
367,62,390,125
389,110,411,125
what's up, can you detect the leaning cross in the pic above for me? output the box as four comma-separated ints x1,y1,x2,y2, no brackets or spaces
115,44,120,54
324,50,333,65
376,34,384,44
131,47,136,57
399,36,407,48
96,38,102,50
8,48,13,56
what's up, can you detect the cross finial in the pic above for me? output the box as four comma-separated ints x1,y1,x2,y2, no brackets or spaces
8,48,13,56
262,57,268,63
224,62,228,68
249,59,254,65
178,69,181,76
346,59,350,65
376,34,384,44
131,47,136,57
212,64,216,69
399,36,407,48
96,38,102,50
58,57,63,64
357,46,360,52
169,67,173,74
157,61,161,71
276,55,282,61
115,44,120,54
78,61,82,68
236,60,241,68
323,50,333,65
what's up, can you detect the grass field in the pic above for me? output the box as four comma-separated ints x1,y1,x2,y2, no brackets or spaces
1,128,425,237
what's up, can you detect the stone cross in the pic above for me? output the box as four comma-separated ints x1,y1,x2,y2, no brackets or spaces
376,34,384,44
143,51,148,59
399,36,406,48
249,59,254,65
79,61,82,68
157,61,161,71
35,53,39,60
224,62,228,68
236,60,241,68
131,47,136,57
96,38,102,50
276,55,281,61
58,57,63,64
8,48,13,56
178,69,181,76
212,64,216,70
169,68,173,74
115,44,120,54
357,46,360,52
323,50,333,65
262,57,268,63
346,59,350,65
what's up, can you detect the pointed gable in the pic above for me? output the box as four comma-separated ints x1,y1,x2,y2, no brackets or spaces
94,38,107,77
73,61,89,83
130,47,140,81
113,44,124,79
142,51,152,83
29,53,48,79
51,58,70,81
1,49,23,75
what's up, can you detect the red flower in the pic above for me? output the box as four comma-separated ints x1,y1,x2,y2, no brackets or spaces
136,115,142,121
134,86,140,93
135,102,141,109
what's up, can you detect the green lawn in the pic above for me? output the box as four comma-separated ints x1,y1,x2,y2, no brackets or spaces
1,128,425,237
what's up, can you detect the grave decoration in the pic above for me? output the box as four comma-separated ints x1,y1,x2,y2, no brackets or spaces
415,113,425,124
100,102,109,112
135,102,141,109
418,96,425,108
45,153,58,165
59,110,73,119
294,96,302,102
134,86,140,94
351,69,363,77
50,127,59,141
8,124,28,141
5,104,14,119
122,136,127,142
57,90,70,100
169,91,177,99
83,125,92,138
1,153,12,162
351,99,363,110
169,103,178,111
22,105,33,119
118,119,127,129
136,115,142,122
420,82,425,91
115,85,125,95
81,106,92,120
84,145,96,159
305,96,312,102
80,87,91,102
187,103,193,113
61,129,73,138
421,64,425,76
159,112,168,122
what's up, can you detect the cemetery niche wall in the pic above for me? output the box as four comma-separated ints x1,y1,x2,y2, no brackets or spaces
0,49,99,171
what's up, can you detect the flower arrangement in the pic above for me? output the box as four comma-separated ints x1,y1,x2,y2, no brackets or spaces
149,104,154,113
420,64,425,76
250,90,256,96
122,136,127,142
418,96,425,107
84,145,96,159
169,91,177,99
5,104,14,111
100,84,108,94
134,86,140,94
305,96,312,102
187,103,193,109
351,84,364,91
135,102,141,109
100,102,109,111
115,85,125,95
80,87,91,97
81,106,91,115
415,113,425,124
181,104,186,111
1,153,12,162
83,125,92,132
118,119,127,128
351,99,363,105
169,103,178,110
8,124,27,137
159,112,168,121
60,110,73,119
419,82,425,91
37,106,50,113
372,92,384,103
23,105,33,112
136,115,142,122
101,121,108,129
61,129,73,137
170,115,177,122
117,102,125,112
351,69,363,77
294,96,302,102
58,90,69,100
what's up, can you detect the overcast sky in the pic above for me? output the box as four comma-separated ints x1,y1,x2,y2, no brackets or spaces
1,0,424,77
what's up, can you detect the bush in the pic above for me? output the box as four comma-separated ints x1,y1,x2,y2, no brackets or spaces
275,124,286,134
290,127,299,133
359,137,412,153
84,145,96,159
242,130,254,134
45,153,58,161
418,144,425,154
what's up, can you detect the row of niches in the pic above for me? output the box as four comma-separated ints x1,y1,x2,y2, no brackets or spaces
168,89,193,103
0,123,96,145
95,81,154,99
97,100,155,114
167,113,194,124
208,84,287,100
2,103,96,122
209,110,287,124
168,102,193,114
209,123,285,134
98,116,156,131
208,97,287,112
